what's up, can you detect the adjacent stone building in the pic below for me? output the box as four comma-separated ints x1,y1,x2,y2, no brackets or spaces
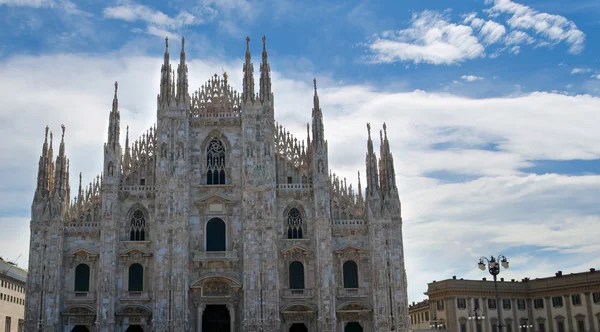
424,269,600,332
1,257,27,332
24,36,409,332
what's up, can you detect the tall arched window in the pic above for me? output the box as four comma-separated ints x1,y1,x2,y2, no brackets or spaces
286,208,304,239
206,218,226,251
128,263,144,292
74,264,90,292
343,260,359,288
129,210,146,241
289,261,305,289
206,139,226,185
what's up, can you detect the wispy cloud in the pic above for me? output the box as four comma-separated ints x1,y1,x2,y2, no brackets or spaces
485,0,585,54
0,0,89,15
461,75,484,82
366,0,585,65
366,11,485,65
103,1,216,38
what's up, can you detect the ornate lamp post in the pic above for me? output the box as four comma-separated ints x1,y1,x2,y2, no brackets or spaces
478,255,509,332
519,319,533,331
468,307,485,332
430,317,444,330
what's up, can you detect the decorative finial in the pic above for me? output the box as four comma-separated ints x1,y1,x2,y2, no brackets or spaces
383,122,388,140
165,36,169,50
262,35,266,47
61,124,65,139
114,81,118,96
223,71,228,81
367,123,371,137
313,78,317,93
44,126,49,141
246,36,250,47
181,36,185,50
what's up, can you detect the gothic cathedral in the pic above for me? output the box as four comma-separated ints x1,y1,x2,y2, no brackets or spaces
25,36,409,332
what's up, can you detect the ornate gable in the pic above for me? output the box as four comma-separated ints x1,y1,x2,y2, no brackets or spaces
281,245,312,260
334,245,367,260
120,248,152,262
67,248,99,267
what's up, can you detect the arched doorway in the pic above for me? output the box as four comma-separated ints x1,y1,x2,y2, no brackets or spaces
71,326,89,332
202,305,230,332
125,326,144,332
206,218,226,251
345,322,363,332
290,323,308,332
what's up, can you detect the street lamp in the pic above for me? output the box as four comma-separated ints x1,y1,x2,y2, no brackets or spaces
430,317,444,330
519,319,533,331
478,255,509,332
468,308,485,332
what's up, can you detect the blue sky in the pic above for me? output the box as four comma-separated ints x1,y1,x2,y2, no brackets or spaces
0,0,599,303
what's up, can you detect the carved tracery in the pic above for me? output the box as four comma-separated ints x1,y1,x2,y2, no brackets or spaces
206,139,226,185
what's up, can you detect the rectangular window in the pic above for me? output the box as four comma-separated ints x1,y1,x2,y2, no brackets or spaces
461,323,467,332
557,321,565,332
539,323,545,332
517,299,526,310
552,296,563,308
572,294,582,306
577,320,585,332
474,298,480,309
593,292,600,304
425,312,429,321
5,316,11,332
503,299,511,310
437,300,444,311
488,298,497,309
287,176,293,184
492,323,498,332
17,319,23,332
534,298,544,309
457,298,467,309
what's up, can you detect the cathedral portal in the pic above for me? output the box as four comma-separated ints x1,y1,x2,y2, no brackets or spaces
290,323,308,332
202,305,231,332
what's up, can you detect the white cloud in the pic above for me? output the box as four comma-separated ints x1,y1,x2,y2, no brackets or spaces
485,0,585,54
479,20,506,44
571,68,592,74
505,30,535,45
0,0,52,7
461,75,484,82
367,11,485,65
103,1,216,38
1,46,600,301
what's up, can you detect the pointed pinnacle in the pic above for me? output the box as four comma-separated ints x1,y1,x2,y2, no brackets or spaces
165,36,169,50
367,123,371,138
181,36,185,51
114,81,118,97
313,78,318,95
246,36,250,50
44,126,49,143
61,124,65,140
262,35,266,51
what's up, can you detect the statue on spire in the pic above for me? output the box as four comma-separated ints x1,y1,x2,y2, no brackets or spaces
243,36,255,104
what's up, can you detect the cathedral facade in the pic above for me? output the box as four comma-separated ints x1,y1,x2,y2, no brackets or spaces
25,36,409,332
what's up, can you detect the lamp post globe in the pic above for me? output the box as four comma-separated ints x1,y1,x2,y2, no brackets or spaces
477,255,509,332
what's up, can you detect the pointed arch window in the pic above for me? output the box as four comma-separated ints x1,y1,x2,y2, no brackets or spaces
289,261,305,289
343,260,359,288
129,210,146,241
206,139,226,185
74,264,90,292
286,208,304,239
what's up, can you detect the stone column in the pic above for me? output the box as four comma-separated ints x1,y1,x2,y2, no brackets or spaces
197,304,205,332
482,297,489,332
583,293,596,332
564,294,573,332
228,304,235,332
545,297,554,332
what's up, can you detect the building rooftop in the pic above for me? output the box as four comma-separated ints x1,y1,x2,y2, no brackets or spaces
426,268,600,297
0,256,28,283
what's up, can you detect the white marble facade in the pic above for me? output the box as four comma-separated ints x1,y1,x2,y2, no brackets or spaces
25,36,409,332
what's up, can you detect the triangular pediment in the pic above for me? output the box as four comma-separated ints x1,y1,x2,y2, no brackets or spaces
120,248,152,258
336,301,371,312
280,245,311,255
334,245,366,255
67,248,98,258
281,302,316,313
197,194,233,204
